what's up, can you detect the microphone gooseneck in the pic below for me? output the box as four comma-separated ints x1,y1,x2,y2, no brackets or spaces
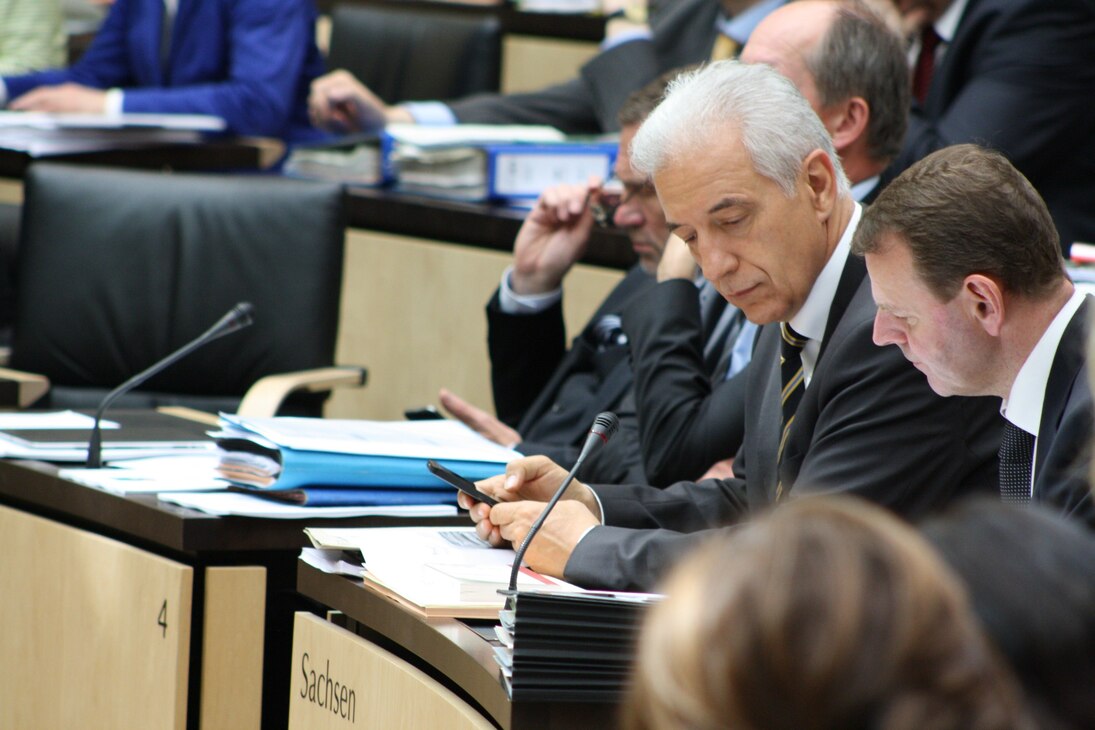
85,302,255,468
506,411,620,593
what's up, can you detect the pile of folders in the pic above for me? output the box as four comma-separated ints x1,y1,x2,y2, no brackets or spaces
211,414,517,507
494,590,662,702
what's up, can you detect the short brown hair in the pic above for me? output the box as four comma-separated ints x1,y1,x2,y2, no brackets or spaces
617,65,697,128
624,497,1031,730
852,144,1065,301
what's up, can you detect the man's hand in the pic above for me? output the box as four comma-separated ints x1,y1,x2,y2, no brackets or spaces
510,179,601,295
492,500,599,578
656,233,699,282
307,70,412,133
9,84,108,113
458,455,600,544
438,388,521,448
698,457,735,481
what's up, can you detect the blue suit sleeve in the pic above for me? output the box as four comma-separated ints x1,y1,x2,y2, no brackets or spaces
122,0,314,136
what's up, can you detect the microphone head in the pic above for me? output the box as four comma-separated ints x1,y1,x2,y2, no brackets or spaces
590,411,620,441
232,301,255,328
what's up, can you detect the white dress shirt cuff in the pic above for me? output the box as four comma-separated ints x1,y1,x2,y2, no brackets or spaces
104,88,124,116
401,101,457,126
497,266,563,315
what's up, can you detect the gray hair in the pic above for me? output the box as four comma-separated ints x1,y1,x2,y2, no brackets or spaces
630,61,850,198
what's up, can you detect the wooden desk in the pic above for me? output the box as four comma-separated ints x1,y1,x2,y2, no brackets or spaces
0,137,267,178
0,459,466,729
293,560,619,729
330,188,631,420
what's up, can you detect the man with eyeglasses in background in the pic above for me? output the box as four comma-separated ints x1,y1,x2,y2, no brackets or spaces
436,69,754,485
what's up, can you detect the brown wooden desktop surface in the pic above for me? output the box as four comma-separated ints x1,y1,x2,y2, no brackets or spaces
297,559,620,729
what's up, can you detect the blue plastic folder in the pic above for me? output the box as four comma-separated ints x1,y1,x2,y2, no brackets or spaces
274,450,506,490
233,486,458,507
213,415,518,500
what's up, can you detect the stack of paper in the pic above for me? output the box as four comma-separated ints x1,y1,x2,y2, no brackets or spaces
304,526,583,619
214,415,517,507
385,124,617,203
495,590,662,701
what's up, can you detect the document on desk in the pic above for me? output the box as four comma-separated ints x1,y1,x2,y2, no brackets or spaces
59,454,228,494
302,526,582,619
0,111,226,132
161,491,457,519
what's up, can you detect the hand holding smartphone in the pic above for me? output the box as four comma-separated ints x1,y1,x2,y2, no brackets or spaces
426,459,498,506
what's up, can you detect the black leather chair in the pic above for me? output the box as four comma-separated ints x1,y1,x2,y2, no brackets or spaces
1,163,363,415
326,3,502,104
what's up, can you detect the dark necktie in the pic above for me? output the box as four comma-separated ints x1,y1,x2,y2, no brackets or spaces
912,25,941,104
999,422,1034,504
775,323,807,500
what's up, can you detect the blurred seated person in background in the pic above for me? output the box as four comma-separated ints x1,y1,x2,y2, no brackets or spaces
884,0,1095,250
308,0,786,136
624,0,908,485
0,0,326,144
626,497,1033,730
922,499,1095,730
439,69,753,485
462,62,1001,592
0,0,64,74
856,144,1094,526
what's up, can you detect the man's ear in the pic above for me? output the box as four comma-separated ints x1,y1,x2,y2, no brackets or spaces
827,97,869,154
962,274,1006,337
803,148,838,216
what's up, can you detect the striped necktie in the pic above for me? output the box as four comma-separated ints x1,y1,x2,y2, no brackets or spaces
775,322,807,500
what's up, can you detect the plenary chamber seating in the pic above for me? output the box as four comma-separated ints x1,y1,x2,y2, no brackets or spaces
0,163,364,415
326,2,502,104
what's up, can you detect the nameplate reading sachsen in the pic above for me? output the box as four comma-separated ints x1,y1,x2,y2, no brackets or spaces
299,653,356,724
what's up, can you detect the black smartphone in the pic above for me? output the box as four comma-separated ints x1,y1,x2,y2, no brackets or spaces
426,459,498,506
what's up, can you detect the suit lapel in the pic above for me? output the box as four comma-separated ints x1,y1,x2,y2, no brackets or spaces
1035,298,1090,482
776,257,869,490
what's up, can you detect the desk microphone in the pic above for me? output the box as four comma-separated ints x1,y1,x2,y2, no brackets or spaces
506,411,619,594
85,302,255,468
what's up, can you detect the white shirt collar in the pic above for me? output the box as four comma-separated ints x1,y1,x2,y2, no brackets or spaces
788,202,861,384
850,176,879,203
718,0,786,45
934,0,969,43
1002,288,1086,437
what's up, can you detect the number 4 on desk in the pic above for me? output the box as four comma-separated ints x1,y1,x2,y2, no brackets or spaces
158,599,168,638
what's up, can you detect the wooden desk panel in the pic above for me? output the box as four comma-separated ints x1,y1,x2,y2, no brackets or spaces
289,613,494,729
329,228,624,420
0,504,193,730
0,460,467,729
296,561,619,729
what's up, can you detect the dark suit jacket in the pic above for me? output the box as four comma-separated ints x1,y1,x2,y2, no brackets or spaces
565,256,1002,591
487,265,654,482
886,0,1095,249
1034,298,1094,527
621,278,748,486
448,0,721,134
2,0,324,143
